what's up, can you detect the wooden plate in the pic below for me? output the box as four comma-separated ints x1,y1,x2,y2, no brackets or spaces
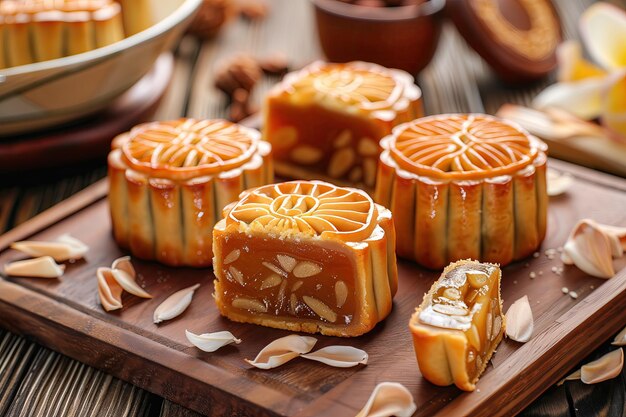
0,159,625,416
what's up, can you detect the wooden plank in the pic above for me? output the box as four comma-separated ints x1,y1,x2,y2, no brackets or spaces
0,159,624,416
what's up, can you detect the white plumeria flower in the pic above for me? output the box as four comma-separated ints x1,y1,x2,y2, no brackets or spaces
533,2,626,143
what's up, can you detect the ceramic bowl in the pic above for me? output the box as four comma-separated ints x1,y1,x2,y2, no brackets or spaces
0,0,202,136
312,0,445,75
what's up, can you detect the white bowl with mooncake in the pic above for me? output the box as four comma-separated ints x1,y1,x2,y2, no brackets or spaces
0,0,201,136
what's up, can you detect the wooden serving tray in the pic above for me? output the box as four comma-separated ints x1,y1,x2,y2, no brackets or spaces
0,159,625,417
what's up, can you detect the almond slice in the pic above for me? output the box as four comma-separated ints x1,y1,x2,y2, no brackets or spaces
97,267,123,312
293,261,322,278
277,254,297,273
612,325,626,346
153,284,201,324
111,268,152,298
245,335,317,370
4,256,65,278
301,346,368,368
185,330,241,353
356,382,417,417
547,169,574,197
505,295,533,343
581,348,624,384
11,234,88,262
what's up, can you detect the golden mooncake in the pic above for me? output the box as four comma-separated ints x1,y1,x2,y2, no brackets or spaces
213,180,397,337
108,118,273,267
375,113,548,269
409,259,505,391
263,61,423,192
0,0,151,69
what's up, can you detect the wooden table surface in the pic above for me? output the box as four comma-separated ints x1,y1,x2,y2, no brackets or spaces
1,1,625,416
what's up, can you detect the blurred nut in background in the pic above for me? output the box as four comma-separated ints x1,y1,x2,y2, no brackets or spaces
187,0,237,39
214,54,262,95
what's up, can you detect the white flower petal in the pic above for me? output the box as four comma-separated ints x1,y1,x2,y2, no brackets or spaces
56,234,89,258
505,295,534,343
581,348,624,384
4,256,65,278
154,284,200,324
111,268,152,298
301,346,368,368
245,335,317,370
112,255,136,279
533,77,609,120
356,382,417,417
563,219,616,279
97,267,123,312
580,2,626,70
186,330,241,353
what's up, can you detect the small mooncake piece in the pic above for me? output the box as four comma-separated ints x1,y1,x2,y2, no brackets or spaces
108,118,272,267
213,180,398,337
409,259,505,391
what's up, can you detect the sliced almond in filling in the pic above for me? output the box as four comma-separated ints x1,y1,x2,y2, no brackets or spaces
293,261,322,278
303,296,337,323
232,297,267,313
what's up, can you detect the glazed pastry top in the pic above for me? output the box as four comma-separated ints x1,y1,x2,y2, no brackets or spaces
269,61,421,122
223,180,380,242
113,118,265,181
383,114,548,180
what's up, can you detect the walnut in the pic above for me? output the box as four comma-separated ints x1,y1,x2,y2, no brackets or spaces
238,0,269,20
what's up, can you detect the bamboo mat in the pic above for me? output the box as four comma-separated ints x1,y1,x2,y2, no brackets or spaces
1,0,625,416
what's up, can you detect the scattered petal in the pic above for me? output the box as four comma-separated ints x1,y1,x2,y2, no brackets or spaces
505,295,534,343
4,256,65,278
112,255,136,279
556,40,606,82
55,234,89,258
245,335,317,369
547,168,574,196
111,268,152,298
533,76,609,120
356,382,417,417
563,219,617,278
154,284,201,324
186,330,241,353
97,267,123,311
612,325,626,346
557,369,581,385
301,346,368,368
581,348,624,384
10,234,88,262
580,2,626,70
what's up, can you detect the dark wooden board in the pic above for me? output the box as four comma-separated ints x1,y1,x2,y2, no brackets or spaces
0,54,173,173
0,159,625,417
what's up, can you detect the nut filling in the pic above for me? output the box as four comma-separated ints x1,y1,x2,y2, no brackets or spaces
218,235,357,325
410,260,505,392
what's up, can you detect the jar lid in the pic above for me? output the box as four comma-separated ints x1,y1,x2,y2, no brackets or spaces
447,0,562,83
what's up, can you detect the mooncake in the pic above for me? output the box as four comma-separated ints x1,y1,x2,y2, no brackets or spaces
107,118,272,267
409,259,505,391
376,113,548,269
213,180,397,337
263,60,423,191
